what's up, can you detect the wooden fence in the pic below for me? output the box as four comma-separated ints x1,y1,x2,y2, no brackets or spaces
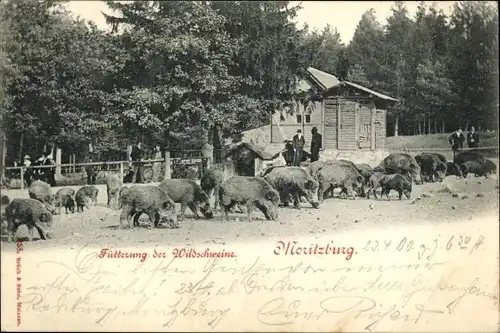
1,149,234,189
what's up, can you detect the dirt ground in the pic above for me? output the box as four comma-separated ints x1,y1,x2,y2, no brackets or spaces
1,172,498,253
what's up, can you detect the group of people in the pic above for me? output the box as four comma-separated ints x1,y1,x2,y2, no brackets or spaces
448,126,480,152
20,152,56,186
125,142,163,184
284,127,323,166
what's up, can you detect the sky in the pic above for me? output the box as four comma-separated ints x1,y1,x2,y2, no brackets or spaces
65,1,457,44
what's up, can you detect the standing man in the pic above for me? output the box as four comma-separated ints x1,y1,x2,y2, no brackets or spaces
201,141,214,175
310,127,322,162
84,153,96,185
466,126,479,149
130,141,143,184
448,128,465,156
152,144,162,182
292,129,305,167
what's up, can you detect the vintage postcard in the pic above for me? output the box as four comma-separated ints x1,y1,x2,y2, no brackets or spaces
1,1,499,331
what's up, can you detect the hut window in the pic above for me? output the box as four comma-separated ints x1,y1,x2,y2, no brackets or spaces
296,115,302,123
305,114,311,123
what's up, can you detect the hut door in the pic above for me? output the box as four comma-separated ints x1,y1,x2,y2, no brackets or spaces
358,101,375,149
338,100,357,150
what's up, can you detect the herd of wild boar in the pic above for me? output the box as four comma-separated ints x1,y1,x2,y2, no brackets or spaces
1,151,497,243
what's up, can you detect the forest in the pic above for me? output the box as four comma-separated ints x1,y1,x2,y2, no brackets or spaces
0,0,498,163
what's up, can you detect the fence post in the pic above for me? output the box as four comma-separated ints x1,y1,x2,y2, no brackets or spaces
120,162,124,182
164,150,171,179
20,167,24,190
55,148,62,177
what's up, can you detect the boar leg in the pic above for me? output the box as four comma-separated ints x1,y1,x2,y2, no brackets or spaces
383,187,391,201
246,202,254,223
222,200,236,221
133,211,142,228
318,182,326,203
34,224,49,240
292,192,301,209
372,184,379,199
214,185,221,211
179,203,188,222
119,206,132,229
146,210,156,230
28,226,36,241
188,202,200,220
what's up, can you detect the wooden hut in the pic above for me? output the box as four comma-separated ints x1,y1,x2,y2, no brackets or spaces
321,81,397,151
269,67,397,153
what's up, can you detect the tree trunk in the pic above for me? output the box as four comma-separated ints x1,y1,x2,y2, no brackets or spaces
418,122,421,135
1,133,6,178
394,115,399,137
441,119,445,133
428,116,431,135
433,118,437,134
18,132,24,162
423,114,426,134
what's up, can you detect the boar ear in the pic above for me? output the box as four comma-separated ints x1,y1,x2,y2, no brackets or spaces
264,190,278,201
39,212,51,223
162,201,174,210
356,175,364,184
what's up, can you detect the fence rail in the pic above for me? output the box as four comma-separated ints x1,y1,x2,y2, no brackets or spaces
388,146,499,153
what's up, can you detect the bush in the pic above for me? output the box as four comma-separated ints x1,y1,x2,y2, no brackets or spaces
172,164,199,180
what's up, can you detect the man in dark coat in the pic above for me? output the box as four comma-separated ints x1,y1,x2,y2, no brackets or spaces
282,140,294,166
292,129,305,167
310,127,322,162
448,128,465,155
130,142,143,184
466,126,479,149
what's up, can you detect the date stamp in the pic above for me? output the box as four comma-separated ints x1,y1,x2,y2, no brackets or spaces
361,234,486,261
16,240,23,327
98,247,237,262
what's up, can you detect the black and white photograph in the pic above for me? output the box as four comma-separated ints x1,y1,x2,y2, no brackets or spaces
0,1,498,331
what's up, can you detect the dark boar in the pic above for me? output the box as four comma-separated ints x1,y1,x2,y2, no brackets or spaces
375,153,422,184
54,188,75,215
5,198,54,242
28,180,56,214
264,166,320,209
415,153,447,182
106,174,123,209
1,195,10,231
454,151,485,166
1,195,10,205
159,178,213,222
461,161,491,177
317,164,364,201
219,176,280,222
445,162,465,178
381,173,412,200
75,185,99,212
200,169,224,210
355,163,374,182
483,159,497,176
366,172,392,199
119,185,178,229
